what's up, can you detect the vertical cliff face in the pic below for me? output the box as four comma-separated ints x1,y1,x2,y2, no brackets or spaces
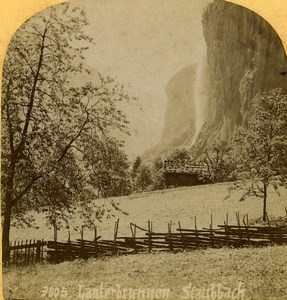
194,0,287,153
143,64,205,161
161,65,197,147
158,61,209,155
144,0,287,161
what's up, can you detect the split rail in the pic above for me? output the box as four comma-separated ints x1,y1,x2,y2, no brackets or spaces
5,212,287,266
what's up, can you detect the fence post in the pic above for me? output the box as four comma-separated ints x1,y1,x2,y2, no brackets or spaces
16,241,19,266
236,212,242,246
20,240,23,265
210,214,214,248
148,221,152,252
36,240,41,262
54,224,59,263
168,221,173,252
24,240,28,265
81,226,85,259
68,230,72,260
195,216,199,248
17,241,20,265
178,221,186,251
113,219,119,255
32,239,36,264
41,239,45,262
243,214,250,246
130,223,137,253
13,241,16,265
94,225,98,257
27,240,32,265
266,213,274,244
224,213,229,247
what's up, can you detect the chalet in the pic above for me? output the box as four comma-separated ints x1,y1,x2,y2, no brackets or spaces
163,160,208,187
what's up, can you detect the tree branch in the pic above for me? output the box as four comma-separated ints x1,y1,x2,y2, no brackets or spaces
5,79,15,154
57,111,89,163
14,45,36,78
12,175,42,205
14,28,47,157
11,112,89,206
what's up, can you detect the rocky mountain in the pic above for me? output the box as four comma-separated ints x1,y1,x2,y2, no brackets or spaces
161,65,197,145
144,0,287,162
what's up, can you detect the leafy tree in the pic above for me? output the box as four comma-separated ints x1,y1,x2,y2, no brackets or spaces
151,157,165,190
167,148,192,161
199,140,234,183
230,89,287,221
84,137,132,197
131,156,142,189
135,165,153,192
132,156,142,177
1,4,133,261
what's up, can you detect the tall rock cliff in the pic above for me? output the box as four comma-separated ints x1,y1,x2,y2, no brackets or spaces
144,0,287,161
161,65,197,147
194,0,287,155
143,65,198,161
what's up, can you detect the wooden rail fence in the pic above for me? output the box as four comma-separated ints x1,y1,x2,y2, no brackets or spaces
5,212,287,266
6,239,46,266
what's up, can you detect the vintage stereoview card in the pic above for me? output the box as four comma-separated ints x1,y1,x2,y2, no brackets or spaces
1,0,287,299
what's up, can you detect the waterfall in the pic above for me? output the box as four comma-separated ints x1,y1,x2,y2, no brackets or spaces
189,55,207,148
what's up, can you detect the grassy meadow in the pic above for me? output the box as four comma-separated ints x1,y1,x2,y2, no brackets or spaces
3,245,287,300
9,182,287,241
3,182,287,300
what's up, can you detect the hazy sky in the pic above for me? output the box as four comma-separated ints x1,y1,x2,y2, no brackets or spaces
72,0,211,159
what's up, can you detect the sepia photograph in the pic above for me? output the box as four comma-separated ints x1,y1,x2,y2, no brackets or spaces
1,0,287,299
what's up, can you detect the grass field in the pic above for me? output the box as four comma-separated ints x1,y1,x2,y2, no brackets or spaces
10,182,287,242
3,245,287,300
3,182,287,300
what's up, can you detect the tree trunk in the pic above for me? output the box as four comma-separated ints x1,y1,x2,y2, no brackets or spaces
0,31,47,264
2,158,16,263
2,203,13,263
263,184,268,222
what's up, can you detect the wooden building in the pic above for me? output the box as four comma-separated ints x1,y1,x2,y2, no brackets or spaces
163,160,208,187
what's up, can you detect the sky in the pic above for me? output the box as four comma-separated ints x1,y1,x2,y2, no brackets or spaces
72,0,211,159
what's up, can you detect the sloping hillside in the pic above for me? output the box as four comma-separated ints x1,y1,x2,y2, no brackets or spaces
10,181,287,242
